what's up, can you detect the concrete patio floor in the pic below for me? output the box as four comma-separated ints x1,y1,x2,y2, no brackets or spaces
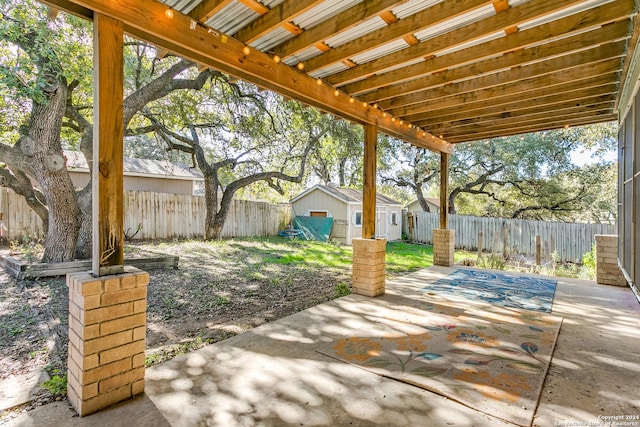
7,266,640,427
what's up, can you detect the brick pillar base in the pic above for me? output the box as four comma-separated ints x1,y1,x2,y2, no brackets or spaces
595,235,626,286
433,229,455,267
67,266,149,416
352,238,386,297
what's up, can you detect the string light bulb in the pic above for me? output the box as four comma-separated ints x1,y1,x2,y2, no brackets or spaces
333,89,339,96
242,46,251,55
373,103,378,109
382,112,387,118
316,78,323,86
391,117,396,122
297,62,305,70
349,98,355,104
273,55,281,63
165,8,174,18
362,101,367,108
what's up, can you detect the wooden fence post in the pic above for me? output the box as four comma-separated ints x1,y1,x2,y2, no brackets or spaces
502,223,509,259
477,230,483,258
536,235,542,265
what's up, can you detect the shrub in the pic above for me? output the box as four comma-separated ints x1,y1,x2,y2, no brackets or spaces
477,255,506,270
335,282,351,298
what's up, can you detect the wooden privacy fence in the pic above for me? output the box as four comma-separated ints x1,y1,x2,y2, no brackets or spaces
404,211,616,263
0,188,291,241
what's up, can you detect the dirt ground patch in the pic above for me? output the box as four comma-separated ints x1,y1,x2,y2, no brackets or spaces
0,238,352,419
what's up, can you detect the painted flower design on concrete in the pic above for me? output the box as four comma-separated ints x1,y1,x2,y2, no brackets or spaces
454,367,533,403
332,337,382,362
447,328,499,347
388,332,432,352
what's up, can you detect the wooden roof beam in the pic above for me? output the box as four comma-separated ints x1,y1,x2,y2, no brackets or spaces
399,71,619,122
431,101,614,133
379,32,627,113
416,86,618,126
614,13,640,111
234,0,324,44
43,0,451,153
305,0,492,72
272,0,407,58
351,3,632,98
403,80,616,123
446,115,617,143
432,105,616,136
338,0,634,90
188,0,232,22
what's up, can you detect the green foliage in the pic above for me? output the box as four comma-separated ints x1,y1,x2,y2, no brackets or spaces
41,369,67,396
335,282,351,298
9,234,43,263
477,255,506,270
581,245,596,279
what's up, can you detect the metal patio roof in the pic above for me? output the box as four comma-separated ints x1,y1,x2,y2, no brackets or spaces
44,0,639,149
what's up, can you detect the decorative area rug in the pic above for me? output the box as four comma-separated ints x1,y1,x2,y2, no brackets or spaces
318,304,562,427
421,269,558,313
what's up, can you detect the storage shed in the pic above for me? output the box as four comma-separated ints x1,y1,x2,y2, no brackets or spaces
290,185,402,245
64,150,204,195
406,198,441,213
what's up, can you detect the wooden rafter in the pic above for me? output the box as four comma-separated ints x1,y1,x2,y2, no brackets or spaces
325,0,590,85
189,0,231,22
400,71,620,122
351,3,632,98
446,115,617,143
305,0,492,73
416,85,618,126
436,101,614,133
273,0,406,57
40,0,636,145
42,0,451,153
234,0,323,44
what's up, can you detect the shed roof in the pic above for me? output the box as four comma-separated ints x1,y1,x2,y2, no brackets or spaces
408,197,440,208
46,0,638,149
291,184,402,205
64,151,204,181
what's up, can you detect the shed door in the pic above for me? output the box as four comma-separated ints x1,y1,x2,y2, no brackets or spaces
309,211,327,217
376,206,387,238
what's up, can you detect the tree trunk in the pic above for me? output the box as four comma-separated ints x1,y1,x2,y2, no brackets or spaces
203,175,220,240
26,77,82,262
74,186,92,259
416,183,431,212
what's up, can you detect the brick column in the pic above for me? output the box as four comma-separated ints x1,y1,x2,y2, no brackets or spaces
433,229,455,267
352,238,386,297
595,235,626,286
67,266,148,416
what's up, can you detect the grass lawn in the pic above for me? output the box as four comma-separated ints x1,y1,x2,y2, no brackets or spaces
214,237,474,277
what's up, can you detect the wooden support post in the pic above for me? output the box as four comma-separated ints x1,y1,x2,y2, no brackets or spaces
439,152,449,230
477,231,483,258
92,14,125,276
536,235,542,265
362,124,377,239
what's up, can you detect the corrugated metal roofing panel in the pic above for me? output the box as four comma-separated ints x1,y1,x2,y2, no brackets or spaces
434,31,505,57
283,46,324,65
309,62,350,79
393,0,443,20
518,0,615,31
374,56,424,74
324,16,387,48
414,4,497,42
350,39,409,65
250,27,295,51
294,0,362,30
160,0,201,15
205,1,259,35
